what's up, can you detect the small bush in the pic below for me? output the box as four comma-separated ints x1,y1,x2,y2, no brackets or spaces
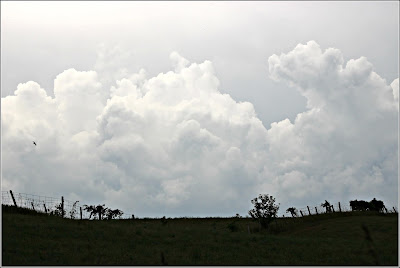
249,194,280,229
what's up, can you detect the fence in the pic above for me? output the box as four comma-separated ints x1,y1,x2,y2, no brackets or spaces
284,201,398,218
2,190,397,220
1,190,133,220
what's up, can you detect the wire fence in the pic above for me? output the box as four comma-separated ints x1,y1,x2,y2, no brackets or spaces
2,190,397,220
284,201,397,218
1,190,135,220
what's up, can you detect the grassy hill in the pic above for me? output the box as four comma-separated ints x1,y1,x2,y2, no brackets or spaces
2,205,398,265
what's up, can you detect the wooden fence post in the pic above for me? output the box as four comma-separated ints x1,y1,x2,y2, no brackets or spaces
315,207,318,215
300,210,304,217
44,204,48,214
80,207,83,220
9,190,18,207
307,206,311,216
331,205,335,213
338,202,341,212
61,196,64,218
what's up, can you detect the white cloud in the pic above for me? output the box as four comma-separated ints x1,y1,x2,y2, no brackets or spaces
94,43,134,85
170,51,190,73
266,40,398,207
1,41,398,217
93,53,267,216
54,68,106,134
391,78,399,110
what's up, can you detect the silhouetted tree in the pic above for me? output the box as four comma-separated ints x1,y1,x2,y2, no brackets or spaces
84,204,107,220
51,202,66,217
95,204,107,220
321,200,332,213
248,194,280,229
105,208,124,220
83,205,96,219
286,207,298,217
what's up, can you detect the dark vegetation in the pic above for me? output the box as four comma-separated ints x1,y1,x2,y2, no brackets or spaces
83,204,123,220
286,207,298,217
350,198,386,212
2,202,398,265
248,194,279,229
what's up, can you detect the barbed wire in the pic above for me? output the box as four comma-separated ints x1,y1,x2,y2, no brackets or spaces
2,191,397,220
1,190,135,220
283,201,397,217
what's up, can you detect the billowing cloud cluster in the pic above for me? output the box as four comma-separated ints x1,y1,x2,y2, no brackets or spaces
267,41,398,206
2,41,398,217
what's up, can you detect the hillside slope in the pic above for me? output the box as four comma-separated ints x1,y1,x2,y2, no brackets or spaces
2,205,398,265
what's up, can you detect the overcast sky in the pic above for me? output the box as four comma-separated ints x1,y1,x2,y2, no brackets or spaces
1,1,399,217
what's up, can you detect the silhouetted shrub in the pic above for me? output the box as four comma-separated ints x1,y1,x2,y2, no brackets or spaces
105,208,124,220
51,202,66,217
286,207,298,217
321,200,332,213
248,194,280,229
83,204,107,220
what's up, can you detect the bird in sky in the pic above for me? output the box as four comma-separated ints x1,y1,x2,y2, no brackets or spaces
33,141,37,146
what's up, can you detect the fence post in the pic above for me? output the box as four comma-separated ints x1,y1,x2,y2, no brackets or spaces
61,196,64,218
80,207,83,220
300,210,304,217
338,202,342,212
307,206,311,216
331,205,335,213
9,190,18,207
44,204,48,214
315,207,318,215
31,202,35,210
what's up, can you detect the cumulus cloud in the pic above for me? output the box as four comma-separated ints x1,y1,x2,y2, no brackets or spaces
1,41,398,217
94,43,136,87
54,68,107,134
391,78,399,110
266,40,398,206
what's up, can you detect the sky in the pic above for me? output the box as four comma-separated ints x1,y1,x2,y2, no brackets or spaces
1,1,399,218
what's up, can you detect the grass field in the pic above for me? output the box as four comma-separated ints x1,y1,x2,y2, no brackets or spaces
2,205,398,265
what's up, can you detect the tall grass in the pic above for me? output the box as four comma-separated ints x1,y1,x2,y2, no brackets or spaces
2,205,398,265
